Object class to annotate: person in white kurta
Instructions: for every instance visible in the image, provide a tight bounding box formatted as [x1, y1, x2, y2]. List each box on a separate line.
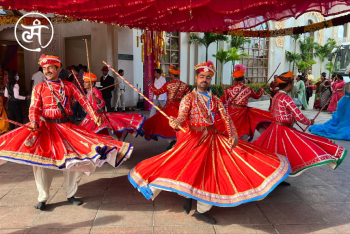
[149, 69, 167, 117]
[114, 69, 125, 112]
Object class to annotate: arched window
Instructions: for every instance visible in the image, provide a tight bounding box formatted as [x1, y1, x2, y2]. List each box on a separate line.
[241, 23, 269, 83]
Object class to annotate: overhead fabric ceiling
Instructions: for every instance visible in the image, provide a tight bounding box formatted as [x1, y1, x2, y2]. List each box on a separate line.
[1, 0, 350, 31]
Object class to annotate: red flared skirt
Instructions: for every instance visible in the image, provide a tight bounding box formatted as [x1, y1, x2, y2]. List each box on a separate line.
[141, 101, 179, 141]
[253, 123, 347, 176]
[129, 128, 290, 206]
[216, 106, 273, 141]
[0, 121, 133, 173]
[80, 112, 145, 140]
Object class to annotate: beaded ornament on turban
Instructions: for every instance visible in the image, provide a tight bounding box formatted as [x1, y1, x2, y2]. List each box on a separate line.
[277, 71, 294, 84]
[232, 64, 246, 79]
[169, 64, 180, 75]
[194, 61, 216, 77]
[38, 54, 61, 68]
[83, 72, 98, 82]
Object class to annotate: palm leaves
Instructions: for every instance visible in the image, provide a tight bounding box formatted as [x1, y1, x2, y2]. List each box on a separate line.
[325, 61, 334, 78]
[296, 58, 317, 73]
[213, 48, 248, 85]
[315, 38, 337, 74]
[286, 51, 301, 71]
[229, 36, 251, 50]
[188, 33, 228, 61]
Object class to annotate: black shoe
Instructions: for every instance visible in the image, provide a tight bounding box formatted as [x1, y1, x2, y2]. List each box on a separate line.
[122, 110, 126, 112]
[279, 181, 290, 186]
[166, 140, 177, 150]
[67, 196, 83, 206]
[183, 198, 192, 214]
[34, 202, 46, 210]
[193, 210, 216, 224]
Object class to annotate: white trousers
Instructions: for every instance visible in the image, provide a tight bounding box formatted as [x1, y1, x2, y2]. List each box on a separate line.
[114, 89, 125, 111]
[150, 187, 212, 213]
[33, 166, 84, 202]
[150, 99, 166, 117]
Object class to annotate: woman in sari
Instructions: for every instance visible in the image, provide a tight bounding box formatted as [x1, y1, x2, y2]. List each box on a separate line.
[305, 75, 314, 105]
[313, 73, 326, 109]
[314, 72, 329, 110]
[328, 74, 345, 113]
[318, 81, 332, 111]
[292, 75, 308, 110]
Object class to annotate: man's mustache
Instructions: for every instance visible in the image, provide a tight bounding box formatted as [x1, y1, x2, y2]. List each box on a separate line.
[200, 81, 208, 84]
[45, 72, 53, 76]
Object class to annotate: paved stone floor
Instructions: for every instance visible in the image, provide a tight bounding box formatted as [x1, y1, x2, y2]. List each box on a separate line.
[0, 99, 349, 234]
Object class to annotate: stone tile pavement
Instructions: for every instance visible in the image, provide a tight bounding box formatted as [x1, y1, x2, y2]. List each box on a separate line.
[0, 99, 349, 234]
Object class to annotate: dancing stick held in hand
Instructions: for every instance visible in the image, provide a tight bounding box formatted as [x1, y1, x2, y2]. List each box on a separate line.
[103, 61, 186, 133]
[265, 62, 281, 84]
[252, 80, 273, 99]
[0, 117, 38, 132]
[302, 94, 333, 132]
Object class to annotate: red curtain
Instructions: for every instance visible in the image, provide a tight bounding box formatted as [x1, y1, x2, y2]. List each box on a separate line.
[1, 0, 350, 31]
[1, 45, 18, 71]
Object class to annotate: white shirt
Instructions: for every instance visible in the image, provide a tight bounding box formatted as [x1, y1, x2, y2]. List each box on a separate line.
[153, 76, 167, 100]
[5, 84, 26, 100]
[31, 71, 46, 88]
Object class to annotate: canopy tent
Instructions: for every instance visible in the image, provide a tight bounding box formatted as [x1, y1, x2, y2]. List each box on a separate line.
[1, 0, 350, 31]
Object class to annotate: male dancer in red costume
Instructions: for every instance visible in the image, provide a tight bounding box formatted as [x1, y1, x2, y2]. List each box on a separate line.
[129, 61, 290, 224]
[220, 64, 273, 141]
[254, 72, 347, 177]
[141, 65, 190, 149]
[79, 72, 145, 140]
[0, 55, 132, 210]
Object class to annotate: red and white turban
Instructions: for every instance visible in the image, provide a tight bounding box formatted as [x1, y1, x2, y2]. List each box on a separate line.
[38, 54, 61, 68]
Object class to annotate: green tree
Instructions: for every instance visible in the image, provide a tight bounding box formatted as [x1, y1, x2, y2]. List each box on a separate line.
[299, 36, 318, 62]
[290, 34, 301, 71]
[188, 33, 227, 61]
[325, 61, 334, 78]
[213, 48, 248, 85]
[315, 38, 337, 75]
[229, 35, 251, 50]
[286, 51, 301, 71]
[229, 35, 251, 74]
[296, 58, 317, 73]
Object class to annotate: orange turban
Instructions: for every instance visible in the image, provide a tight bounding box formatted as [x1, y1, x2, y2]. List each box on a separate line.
[169, 64, 180, 75]
[277, 71, 294, 83]
[194, 61, 216, 77]
[232, 64, 246, 78]
[38, 54, 61, 68]
[83, 72, 97, 82]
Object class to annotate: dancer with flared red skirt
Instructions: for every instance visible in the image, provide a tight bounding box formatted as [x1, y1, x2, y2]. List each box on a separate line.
[141, 65, 190, 149]
[79, 72, 145, 141]
[129, 61, 290, 224]
[0, 55, 133, 210]
[218, 64, 273, 141]
[254, 71, 347, 178]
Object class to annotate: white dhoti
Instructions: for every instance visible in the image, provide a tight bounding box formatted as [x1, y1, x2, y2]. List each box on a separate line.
[33, 166, 84, 202]
[114, 89, 125, 111]
[150, 187, 212, 213]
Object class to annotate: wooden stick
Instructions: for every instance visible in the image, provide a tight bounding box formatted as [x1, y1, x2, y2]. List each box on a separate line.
[252, 80, 273, 99]
[266, 62, 281, 84]
[100, 82, 119, 91]
[85, 39, 94, 107]
[302, 94, 333, 132]
[103, 61, 186, 133]
[0, 117, 37, 131]
[71, 70, 100, 126]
